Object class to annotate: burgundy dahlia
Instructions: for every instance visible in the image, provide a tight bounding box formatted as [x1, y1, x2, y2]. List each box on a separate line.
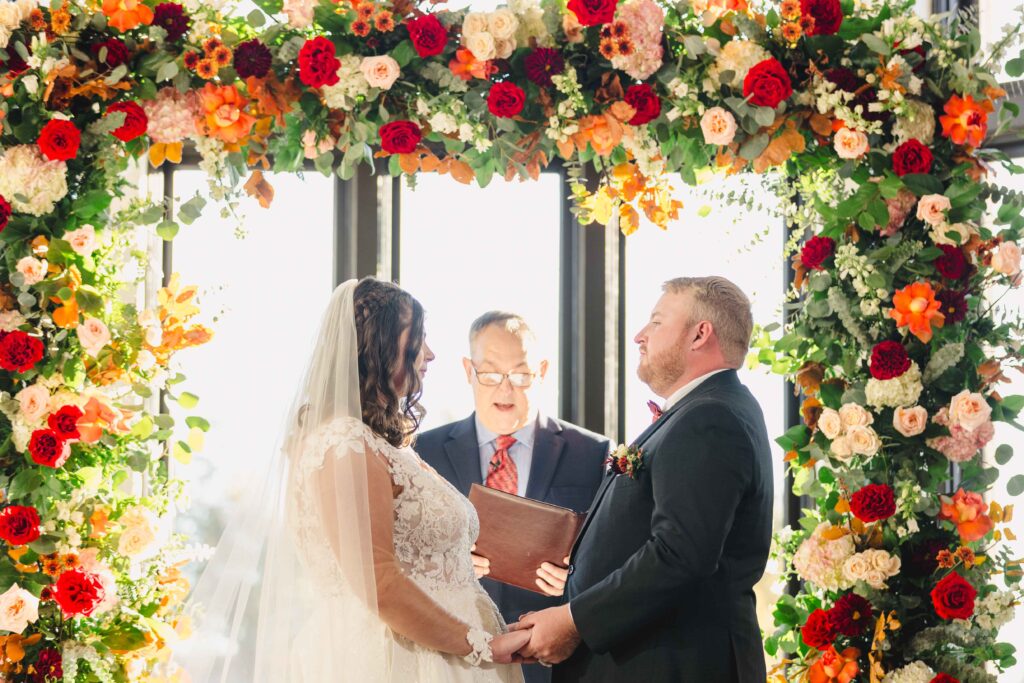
[524, 47, 564, 88]
[828, 593, 873, 637]
[935, 244, 968, 280]
[33, 649, 62, 683]
[153, 3, 192, 42]
[869, 340, 911, 380]
[234, 39, 272, 79]
[92, 37, 130, 68]
[936, 288, 968, 324]
[0, 194, 10, 232]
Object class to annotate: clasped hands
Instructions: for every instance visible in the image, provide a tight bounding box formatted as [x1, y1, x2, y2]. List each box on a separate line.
[472, 548, 581, 667]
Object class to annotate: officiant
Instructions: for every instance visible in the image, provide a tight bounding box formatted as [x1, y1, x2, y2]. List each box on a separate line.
[415, 311, 609, 683]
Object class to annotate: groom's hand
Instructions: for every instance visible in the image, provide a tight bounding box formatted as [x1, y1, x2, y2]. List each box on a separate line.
[509, 604, 580, 665]
[470, 544, 490, 578]
[535, 556, 571, 597]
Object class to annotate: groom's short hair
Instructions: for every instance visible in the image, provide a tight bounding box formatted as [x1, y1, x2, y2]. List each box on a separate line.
[663, 276, 753, 367]
[468, 311, 537, 355]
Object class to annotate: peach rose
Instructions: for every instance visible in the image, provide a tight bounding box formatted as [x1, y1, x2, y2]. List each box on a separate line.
[930, 222, 974, 246]
[64, 224, 97, 256]
[562, 12, 584, 43]
[830, 435, 853, 461]
[842, 554, 870, 583]
[992, 241, 1022, 277]
[462, 11, 490, 37]
[818, 407, 842, 440]
[833, 127, 869, 159]
[360, 55, 401, 90]
[0, 584, 39, 634]
[16, 256, 47, 285]
[839, 403, 873, 429]
[465, 31, 497, 61]
[77, 317, 111, 357]
[846, 426, 881, 457]
[282, 0, 313, 28]
[700, 107, 738, 146]
[487, 9, 519, 40]
[893, 405, 927, 437]
[15, 383, 50, 424]
[915, 194, 951, 227]
[0, 310, 26, 332]
[948, 389, 992, 432]
[494, 38, 515, 60]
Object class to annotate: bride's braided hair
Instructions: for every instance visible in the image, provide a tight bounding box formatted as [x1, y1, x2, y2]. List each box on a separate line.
[353, 278, 425, 448]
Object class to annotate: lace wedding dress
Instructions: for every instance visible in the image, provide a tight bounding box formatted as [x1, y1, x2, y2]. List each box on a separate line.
[289, 415, 524, 683]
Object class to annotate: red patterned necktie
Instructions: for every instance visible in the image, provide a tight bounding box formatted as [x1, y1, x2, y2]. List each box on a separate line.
[485, 435, 518, 494]
[647, 400, 663, 424]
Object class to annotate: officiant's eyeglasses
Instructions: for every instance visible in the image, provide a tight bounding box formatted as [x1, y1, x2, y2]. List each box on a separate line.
[472, 366, 536, 388]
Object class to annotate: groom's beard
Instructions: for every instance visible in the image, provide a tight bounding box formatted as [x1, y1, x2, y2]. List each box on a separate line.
[637, 338, 688, 397]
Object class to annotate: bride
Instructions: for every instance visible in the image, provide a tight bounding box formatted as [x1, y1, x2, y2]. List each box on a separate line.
[181, 278, 528, 682]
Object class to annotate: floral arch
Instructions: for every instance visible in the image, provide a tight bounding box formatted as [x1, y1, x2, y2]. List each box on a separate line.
[0, 0, 1023, 680]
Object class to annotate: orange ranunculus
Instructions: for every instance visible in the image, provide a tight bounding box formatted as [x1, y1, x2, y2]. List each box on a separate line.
[102, 0, 154, 32]
[890, 281, 945, 344]
[449, 48, 493, 81]
[807, 646, 860, 683]
[77, 396, 131, 444]
[576, 113, 624, 157]
[195, 83, 256, 146]
[939, 488, 994, 542]
[939, 94, 994, 149]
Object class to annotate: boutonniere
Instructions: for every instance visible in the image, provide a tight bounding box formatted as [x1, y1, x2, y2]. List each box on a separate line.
[605, 444, 644, 479]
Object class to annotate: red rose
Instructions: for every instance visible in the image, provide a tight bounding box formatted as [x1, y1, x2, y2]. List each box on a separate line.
[488, 81, 526, 118]
[935, 244, 968, 280]
[931, 571, 977, 620]
[892, 138, 933, 176]
[406, 14, 447, 58]
[624, 84, 661, 126]
[37, 119, 81, 162]
[52, 569, 105, 617]
[869, 340, 911, 380]
[0, 505, 41, 545]
[379, 120, 422, 155]
[92, 37, 130, 68]
[800, 0, 843, 36]
[800, 235, 835, 270]
[0, 331, 45, 373]
[107, 101, 148, 142]
[48, 405, 84, 441]
[849, 483, 896, 522]
[29, 429, 71, 469]
[0, 194, 10, 232]
[931, 675, 959, 683]
[801, 609, 836, 650]
[828, 593, 873, 637]
[566, 0, 618, 26]
[743, 58, 792, 109]
[298, 36, 341, 88]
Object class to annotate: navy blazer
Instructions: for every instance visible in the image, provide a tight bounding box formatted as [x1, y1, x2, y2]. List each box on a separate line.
[415, 414, 609, 683]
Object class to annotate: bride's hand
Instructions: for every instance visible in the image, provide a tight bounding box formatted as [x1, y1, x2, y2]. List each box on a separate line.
[489, 629, 532, 664]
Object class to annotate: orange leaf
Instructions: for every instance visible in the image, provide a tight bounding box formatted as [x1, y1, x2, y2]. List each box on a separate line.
[420, 152, 442, 173]
[753, 125, 806, 173]
[809, 113, 833, 137]
[618, 204, 640, 236]
[398, 152, 421, 175]
[835, 498, 851, 514]
[448, 159, 475, 185]
[51, 296, 80, 329]
[243, 170, 274, 209]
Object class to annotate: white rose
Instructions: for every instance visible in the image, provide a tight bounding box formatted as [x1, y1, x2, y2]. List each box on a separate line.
[700, 107, 738, 146]
[864, 569, 888, 589]
[15, 384, 49, 424]
[462, 11, 490, 37]
[64, 224, 98, 257]
[992, 241, 1022, 277]
[76, 317, 111, 357]
[359, 55, 401, 90]
[465, 31, 496, 61]
[839, 403, 873, 428]
[487, 9, 519, 40]
[893, 405, 927, 437]
[830, 435, 854, 461]
[846, 425, 881, 457]
[0, 584, 39, 634]
[843, 553, 870, 582]
[948, 389, 992, 432]
[16, 257, 47, 286]
[818, 408, 843, 440]
[916, 194, 951, 227]
[834, 127, 869, 159]
[136, 349, 157, 372]
[117, 507, 159, 558]
[930, 222, 974, 246]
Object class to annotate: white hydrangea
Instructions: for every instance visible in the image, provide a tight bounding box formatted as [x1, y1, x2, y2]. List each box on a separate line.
[860, 298, 881, 316]
[793, 523, 856, 592]
[866, 362, 923, 409]
[0, 145, 69, 216]
[882, 661, 936, 683]
[892, 98, 936, 145]
[321, 56, 370, 110]
[706, 39, 770, 90]
[975, 590, 1016, 631]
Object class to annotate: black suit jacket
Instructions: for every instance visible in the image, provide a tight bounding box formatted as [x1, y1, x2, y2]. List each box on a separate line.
[557, 370, 773, 683]
[415, 413, 609, 683]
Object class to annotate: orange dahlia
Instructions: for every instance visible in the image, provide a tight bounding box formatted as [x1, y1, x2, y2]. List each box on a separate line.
[808, 646, 860, 683]
[939, 94, 993, 148]
[102, 0, 154, 32]
[890, 281, 945, 343]
[195, 83, 256, 146]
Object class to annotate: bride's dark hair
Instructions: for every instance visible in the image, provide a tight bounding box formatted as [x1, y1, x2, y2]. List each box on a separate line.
[353, 277, 425, 447]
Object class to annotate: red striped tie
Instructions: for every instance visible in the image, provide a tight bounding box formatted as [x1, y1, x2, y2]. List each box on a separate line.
[485, 435, 518, 494]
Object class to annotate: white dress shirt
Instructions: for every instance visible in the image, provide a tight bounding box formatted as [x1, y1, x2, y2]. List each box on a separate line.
[659, 368, 730, 412]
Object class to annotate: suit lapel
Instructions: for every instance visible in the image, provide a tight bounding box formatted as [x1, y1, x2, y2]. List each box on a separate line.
[525, 415, 565, 502]
[443, 415, 483, 496]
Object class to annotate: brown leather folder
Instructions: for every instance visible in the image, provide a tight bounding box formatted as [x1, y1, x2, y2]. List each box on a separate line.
[468, 483, 587, 594]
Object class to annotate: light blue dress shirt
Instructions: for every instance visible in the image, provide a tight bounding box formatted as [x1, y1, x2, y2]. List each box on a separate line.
[475, 414, 536, 498]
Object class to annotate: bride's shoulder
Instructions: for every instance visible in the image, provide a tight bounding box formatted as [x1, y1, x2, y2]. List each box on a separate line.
[313, 416, 394, 454]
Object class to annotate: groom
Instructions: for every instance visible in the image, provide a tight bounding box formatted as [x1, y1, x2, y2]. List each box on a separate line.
[513, 276, 774, 682]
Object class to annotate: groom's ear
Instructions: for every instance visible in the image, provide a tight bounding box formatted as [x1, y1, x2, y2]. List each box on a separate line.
[690, 321, 714, 350]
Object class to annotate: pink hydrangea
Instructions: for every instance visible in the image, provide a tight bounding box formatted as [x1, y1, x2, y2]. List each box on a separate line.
[927, 407, 994, 463]
[142, 87, 197, 144]
[793, 522, 856, 591]
[611, 0, 664, 80]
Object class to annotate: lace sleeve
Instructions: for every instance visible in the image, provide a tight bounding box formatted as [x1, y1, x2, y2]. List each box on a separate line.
[310, 417, 489, 661]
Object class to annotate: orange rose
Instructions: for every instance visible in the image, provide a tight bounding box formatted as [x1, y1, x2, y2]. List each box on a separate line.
[890, 281, 945, 344]
[102, 0, 154, 32]
[77, 396, 131, 444]
[939, 488, 993, 542]
[939, 94, 993, 149]
[576, 113, 624, 157]
[195, 83, 256, 147]
[807, 646, 860, 683]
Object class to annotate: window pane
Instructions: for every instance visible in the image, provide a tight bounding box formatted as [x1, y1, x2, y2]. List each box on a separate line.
[399, 173, 562, 430]
[978, 0, 1020, 81]
[169, 170, 335, 553]
[623, 175, 786, 634]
